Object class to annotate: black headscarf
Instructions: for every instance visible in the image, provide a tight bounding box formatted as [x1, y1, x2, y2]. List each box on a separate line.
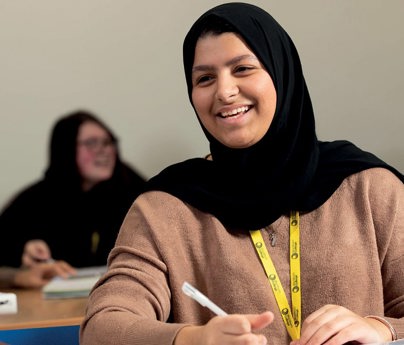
[146, 2, 403, 231]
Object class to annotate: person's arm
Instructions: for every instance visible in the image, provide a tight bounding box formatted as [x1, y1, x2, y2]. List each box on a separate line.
[81, 192, 276, 345]
[13, 261, 76, 288]
[0, 262, 76, 289]
[296, 169, 404, 345]
[81, 194, 186, 345]
[375, 169, 404, 339]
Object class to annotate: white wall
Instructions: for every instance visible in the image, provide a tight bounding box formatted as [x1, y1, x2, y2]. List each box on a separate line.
[0, 0, 403, 209]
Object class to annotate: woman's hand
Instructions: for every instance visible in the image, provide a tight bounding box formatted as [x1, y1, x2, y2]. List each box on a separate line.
[174, 311, 274, 345]
[22, 239, 52, 267]
[291, 304, 393, 345]
[13, 261, 77, 288]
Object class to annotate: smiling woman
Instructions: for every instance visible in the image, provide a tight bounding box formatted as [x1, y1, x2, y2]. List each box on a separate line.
[79, 3, 403, 345]
[0, 110, 146, 268]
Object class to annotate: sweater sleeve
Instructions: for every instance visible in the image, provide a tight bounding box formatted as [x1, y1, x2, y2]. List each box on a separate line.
[368, 169, 404, 338]
[80, 192, 188, 345]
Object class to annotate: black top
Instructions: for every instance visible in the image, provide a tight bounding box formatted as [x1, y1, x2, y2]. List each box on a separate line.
[0, 111, 146, 267]
[145, 3, 403, 231]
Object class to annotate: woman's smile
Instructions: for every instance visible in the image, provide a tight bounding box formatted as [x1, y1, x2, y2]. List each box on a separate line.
[218, 105, 252, 118]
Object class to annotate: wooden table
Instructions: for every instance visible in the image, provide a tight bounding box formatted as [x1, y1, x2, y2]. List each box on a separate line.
[0, 288, 87, 330]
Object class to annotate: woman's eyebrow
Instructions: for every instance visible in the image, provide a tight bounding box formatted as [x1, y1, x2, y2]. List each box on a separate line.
[192, 54, 258, 73]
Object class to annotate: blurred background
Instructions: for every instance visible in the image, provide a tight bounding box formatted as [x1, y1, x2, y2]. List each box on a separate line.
[0, 0, 403, 208]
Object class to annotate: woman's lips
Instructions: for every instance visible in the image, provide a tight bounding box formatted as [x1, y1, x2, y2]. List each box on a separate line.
[219, 105, 251, 118]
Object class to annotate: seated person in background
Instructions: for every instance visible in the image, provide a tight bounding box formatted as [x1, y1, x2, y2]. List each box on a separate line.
[0, 110, 146, 268]
[80, 3, 404, 345]
[0, 261, 75, 289]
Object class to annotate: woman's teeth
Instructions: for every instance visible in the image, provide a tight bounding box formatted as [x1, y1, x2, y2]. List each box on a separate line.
[220, 106, 250, 118]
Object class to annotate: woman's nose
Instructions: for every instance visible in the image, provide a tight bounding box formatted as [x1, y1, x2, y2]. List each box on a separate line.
[216, 75, 238, 102]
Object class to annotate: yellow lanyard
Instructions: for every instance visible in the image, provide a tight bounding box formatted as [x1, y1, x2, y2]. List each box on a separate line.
[249, 211, 301, 340]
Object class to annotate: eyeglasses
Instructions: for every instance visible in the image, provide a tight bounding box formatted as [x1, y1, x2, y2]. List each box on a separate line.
[77, 137, 116, 151]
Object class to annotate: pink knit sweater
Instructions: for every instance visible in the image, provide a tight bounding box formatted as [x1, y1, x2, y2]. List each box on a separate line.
[80, 168, 404, 345]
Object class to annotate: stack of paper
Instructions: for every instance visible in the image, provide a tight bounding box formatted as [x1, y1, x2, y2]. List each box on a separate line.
[42, 266, 106, 299]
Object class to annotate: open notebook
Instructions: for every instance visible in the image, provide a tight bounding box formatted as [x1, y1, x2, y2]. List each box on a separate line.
[42, 266, 106, 299]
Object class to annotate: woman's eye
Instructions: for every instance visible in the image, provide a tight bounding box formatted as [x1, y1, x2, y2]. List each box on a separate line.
[196, 75, 214, 85]
[234, 65, 253, 73]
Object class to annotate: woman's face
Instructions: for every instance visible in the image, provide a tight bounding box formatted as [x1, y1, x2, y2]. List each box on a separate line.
[76, 121, 116, 191]
[191, 32, 277, 149]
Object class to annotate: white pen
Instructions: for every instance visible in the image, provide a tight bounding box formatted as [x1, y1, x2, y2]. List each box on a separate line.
[182, 281, 227, 316]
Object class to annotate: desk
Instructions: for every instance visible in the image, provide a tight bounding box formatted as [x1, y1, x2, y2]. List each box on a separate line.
[0, 288, 87, 330]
